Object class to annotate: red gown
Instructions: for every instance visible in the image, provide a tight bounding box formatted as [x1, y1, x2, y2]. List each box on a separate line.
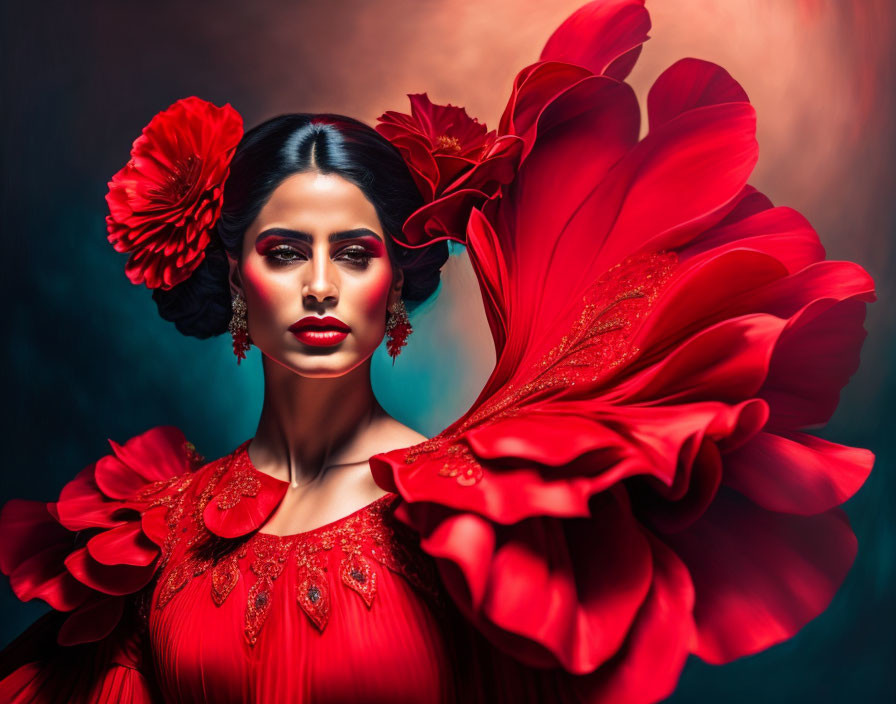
[0, 434, 574, 703]
[0, 1, 877, 702]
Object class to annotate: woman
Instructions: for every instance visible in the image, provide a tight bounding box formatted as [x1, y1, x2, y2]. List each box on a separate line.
[0, 1, 876, 702]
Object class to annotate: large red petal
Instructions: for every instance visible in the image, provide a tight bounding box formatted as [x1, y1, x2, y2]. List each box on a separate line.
[97, 425, 194, 499]
[64, 547, 157, 596]
[571, 533, 695, 704]
[0, 501, 68, 576]
[565, 102, 757, 282]
[664, 488, 858, 664]
[8, 544, 92, 611]
[498, 61, 593, 156]
[57, 596, 125, 646]
[405, 487, 654, 674]
[724, 430, 874, 515]
[679, 205, 826, 273]
[86, 521, 159, 567]
[540, 0, 650, 81]
[648, 58, 749, 131]
[466, 209, 510, 356]
[760, 297, 872, 430]
[56, 465, 126, 531]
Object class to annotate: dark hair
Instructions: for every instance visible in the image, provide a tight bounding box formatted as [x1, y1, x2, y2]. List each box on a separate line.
[152, 114, 448, 339]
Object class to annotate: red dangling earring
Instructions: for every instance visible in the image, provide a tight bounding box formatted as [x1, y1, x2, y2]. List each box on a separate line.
[228, 293, 251, 364]
[385, 299, 412, 362]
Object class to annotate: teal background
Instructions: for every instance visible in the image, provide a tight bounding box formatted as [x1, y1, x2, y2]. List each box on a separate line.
[1, 1, 893, 701]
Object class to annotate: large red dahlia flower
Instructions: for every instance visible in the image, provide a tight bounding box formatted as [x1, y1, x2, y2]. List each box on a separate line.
[105, 97, 243, 290]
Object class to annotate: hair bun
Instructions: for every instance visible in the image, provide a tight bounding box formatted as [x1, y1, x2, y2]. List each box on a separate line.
[151, 244, 232, 339]
[397, 241, 450, 304]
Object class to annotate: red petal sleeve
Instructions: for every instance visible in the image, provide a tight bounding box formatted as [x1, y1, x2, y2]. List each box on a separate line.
[0, 426, 202, 648]
[371, 21, 875, 704]
[0, 607, 159, 703]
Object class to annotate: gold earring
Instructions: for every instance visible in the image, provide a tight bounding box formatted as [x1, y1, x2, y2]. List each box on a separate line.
[229, 293, 251, 364]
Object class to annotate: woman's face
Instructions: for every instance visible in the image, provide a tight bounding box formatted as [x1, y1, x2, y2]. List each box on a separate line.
[230, 171, 403, 378]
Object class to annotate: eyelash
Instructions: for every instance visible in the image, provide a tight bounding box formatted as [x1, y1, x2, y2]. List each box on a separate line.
[267, 246, 373, 267]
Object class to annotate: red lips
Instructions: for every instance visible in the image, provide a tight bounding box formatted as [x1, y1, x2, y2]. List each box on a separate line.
[289, 316, 350, 347]
[289, 316, 350, 332]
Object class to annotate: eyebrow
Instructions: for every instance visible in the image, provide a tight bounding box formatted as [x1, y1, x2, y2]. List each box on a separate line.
[255, 227, 383, 244]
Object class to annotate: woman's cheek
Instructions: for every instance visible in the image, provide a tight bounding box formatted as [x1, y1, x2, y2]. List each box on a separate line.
[242, 258, 282, 310]
[354, 267, 394, 320]
[241, 260, 297, 351]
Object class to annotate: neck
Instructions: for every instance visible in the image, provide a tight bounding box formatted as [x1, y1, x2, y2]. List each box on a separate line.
[250, 355, 386, 488]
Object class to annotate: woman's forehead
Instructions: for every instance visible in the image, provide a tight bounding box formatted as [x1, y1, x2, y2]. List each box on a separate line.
[252, 171, 382, 235]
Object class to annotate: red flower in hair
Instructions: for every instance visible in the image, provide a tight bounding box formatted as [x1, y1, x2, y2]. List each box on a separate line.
[105, 97, 243, 290]
[376, 93, 521, 248]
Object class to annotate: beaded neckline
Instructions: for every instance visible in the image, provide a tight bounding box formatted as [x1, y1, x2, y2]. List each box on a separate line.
[152, 448, 438, 643]
[236, 439, 399, 541]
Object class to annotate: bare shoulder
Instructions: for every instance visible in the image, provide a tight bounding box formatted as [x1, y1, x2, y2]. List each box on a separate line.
[376, 417, 428, 451]
[356, 417, 428, 501]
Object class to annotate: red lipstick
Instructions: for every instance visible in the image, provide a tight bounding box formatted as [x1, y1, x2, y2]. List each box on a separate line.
[289, 316, 350, 347]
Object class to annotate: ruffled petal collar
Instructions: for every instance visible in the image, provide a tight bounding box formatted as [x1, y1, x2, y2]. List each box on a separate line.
[202, 440, 289, 539]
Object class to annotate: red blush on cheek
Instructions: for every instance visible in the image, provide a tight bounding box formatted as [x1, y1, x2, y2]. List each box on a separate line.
[241, 259, 282, 307]
[358, 271, 394, 315]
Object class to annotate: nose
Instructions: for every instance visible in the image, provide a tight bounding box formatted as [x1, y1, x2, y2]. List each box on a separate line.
[302, 253, 339, 306]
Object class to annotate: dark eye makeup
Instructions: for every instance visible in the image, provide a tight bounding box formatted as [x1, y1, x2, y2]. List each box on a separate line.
[261, 241, 378, 268]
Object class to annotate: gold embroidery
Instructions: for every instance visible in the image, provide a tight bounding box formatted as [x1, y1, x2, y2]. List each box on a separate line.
[215, 453, 262, 510]
[340, 552, 377, 607]
[153, 456, 230, 608]
[245, 535, 292, 645]
[403, 250, 678, 485]
[211, 549, 243, 606]
[152, 481, 443, 645]
[296, 561, 330, 631]
[436, 444, 482, 486]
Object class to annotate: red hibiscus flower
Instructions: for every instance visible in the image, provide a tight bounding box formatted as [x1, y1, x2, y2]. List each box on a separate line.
[376, 93, 522, 247]
[105, 97, 243, 290]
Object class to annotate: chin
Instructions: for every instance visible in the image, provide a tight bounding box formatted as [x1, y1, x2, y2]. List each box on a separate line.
[270, 348, 374, 379]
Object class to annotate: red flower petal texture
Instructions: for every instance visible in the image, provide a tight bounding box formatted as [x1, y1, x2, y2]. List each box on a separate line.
[105, 97, 244, 290]
[370, 2, 876, 702]
[0, 426, 203, 646]
[376, 93, 523, 247]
